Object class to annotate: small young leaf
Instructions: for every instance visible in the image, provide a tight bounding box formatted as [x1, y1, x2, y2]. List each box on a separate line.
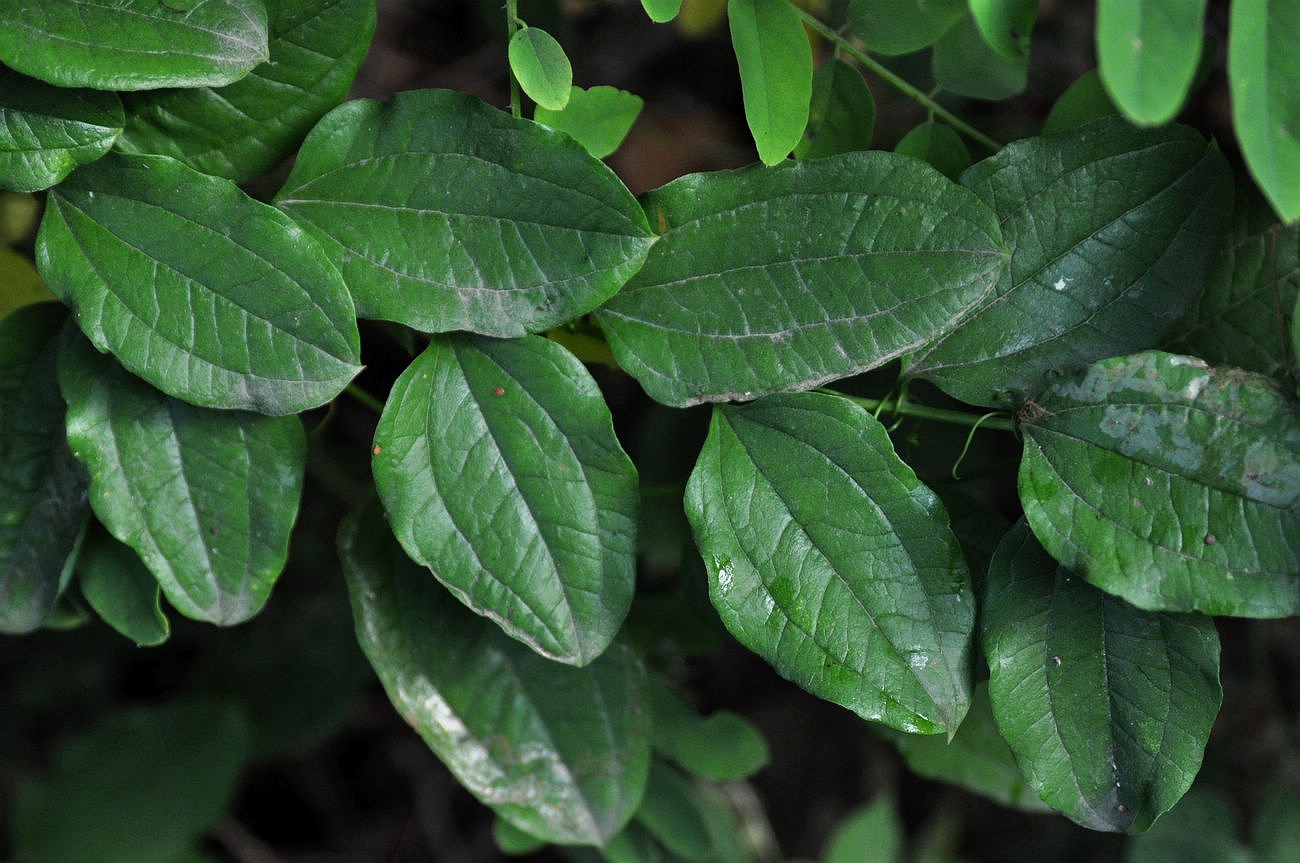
[650, 684, 770, 780]
[0, 0, 270, 91]
[372, 334, 639, 666]
[969, 0, 1038, 59]
[894, 120, 970, 180]
[58, 334, 307, 626]
[728, 0, 813, 165]
[1043, 70, 1118, 135]
[595, 152, 1007, 407]
[932, 10, 1027, 100]
[843, 0, 965, 56]
[984, 520, 1221, 833]
[641, 0, 684, 23]
[0, 66, 122, 193]
[685, 392, 975, 735]
[76, 525, 170, 647]
[794, 57, 875, 160]
[909, 117, 1232, 408]
[535, 85, 644, 159]
[1229, 0, 1300, 222]
[274, 89, 656, 337]
[1019, 351, 1300, 618]
[1097, 0, 1206, 125]
[38, 152, 361, 416]
[509, 26, 573, 112]
[339, 498, 650, 846]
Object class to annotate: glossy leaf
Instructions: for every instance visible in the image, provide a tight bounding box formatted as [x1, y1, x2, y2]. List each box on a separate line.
[728, 0, 813, 165]
[509, 27, 572, 112]
[909, 117, 1232, 407]
[641, 0, 684, 23]
[894, 120, 970, 181]
[0, 66, 122, 193]
[932, 10, 1027, 100]
[983, 520, 1221, 833]
[76, 525, 170, 647]
[596, 152, 1007, 407]
[684, 392, 975, 735]
[969, 0, 1038, 59]
[794, 57, 875, 160]
[1229, 0, 1300, 222]
[1043, 70, 1118, 135]
[535, 86, 644, 159]
[1165, 185, 1300, 378]
[1019, 350, 1300, 618]
[116, 0, 376, 183]
[275, 89, 656, 337]
[0, 303, 87, 634]
[340, 499, 650, 846]
[844, 0, 965, 56]
[372, 334, 639, 665]
[38, 152, 361, 415]
[58, 334, 307, 626]
[0, 0, 269, 91]
[1123, 788, 1252, 862]
[1097, 0, 1206, 125]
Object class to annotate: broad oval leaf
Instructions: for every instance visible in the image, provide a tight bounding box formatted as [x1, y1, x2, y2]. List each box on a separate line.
[1097, 0, 1206, 125]
[0, 0, 270, 91]
[0, 303, 88, 634]
[983, 520, 1221, 832]
[1019, 351, 1300, 618]
[535, 85, 644, 160]
[38, 152, 361, 416]
[595, 152, 1007, 407]
[509, 27, 573, 112]
[76, 525, 170, 647]
[844, 0, 965, 56]
[969, 0, 1038, 59]
[1229, 0, 1300, 222]
[909, 117, 1232, 408]
[1043, 69, 1118, 135]
[58, 332, 307, 626]
[728, 0, 813, 166]
[794, 57, 875, 161]
[932, 10, 1028, 100]
[0, 66, 123, 193]
[274, 89, 656, 337]
[115, 0, 376, 183]
[372, 333, 639, 666]
[894, 120, 970, 181]
[339, 499, 650, 845]
[684, 392, 975, 735]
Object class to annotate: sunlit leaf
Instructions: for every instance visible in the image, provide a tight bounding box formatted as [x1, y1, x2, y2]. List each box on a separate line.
[1097, 0, 1206, 125]
[728, 0, 813, 165]
[509, 26, 572, 112]
[535, 86, 643, 159]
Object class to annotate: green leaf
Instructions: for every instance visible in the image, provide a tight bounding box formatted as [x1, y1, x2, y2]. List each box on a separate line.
[824, 795, 903, 863]
[115, 0, 376, 183]
[0, 66, 122, 193]
[794, 57, 875, 160]
[76, 525, 170, 647]
[11, 699, 250, 863]
[728, 0, 813, 165]
[509, 27, 573, 112]
[58, 333, 307, 626]
[1097, 0, 1206, 125]
[650, 683, 770, 780]
[493, 817, 550, 856]
[932, 10, 1027, 100]
[844, 0, 965, 56]
[595, 152, 1007, 407]
[969, 0, 1038, 59]
[1165, 185, 1300, 377]
[983, 520, 1221, 833]
[339, 498, 650, 846]
[1019, 350, 1300, 618]
[274, 89, 656, 337]
[894, 120, 970, 181]
[1123, 787, 1252, 862]
[535, 85, 644, 159]
[684, 392, 975, 735]
[641, 0, 684, 23]
[37, 152, 361, 416]
[1043, 70, 1118, 135]
[0, 303, 88, 634]
[372, 333, 639, 665]
[0, 0, 270, 91]
[636, 760, 714, 861]
[909, 117, 1232, 408]
[1229, 0, 1300, 222]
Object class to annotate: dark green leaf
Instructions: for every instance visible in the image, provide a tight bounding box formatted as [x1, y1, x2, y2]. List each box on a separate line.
[983, 520, 1221, 833]
[11, 699, 250, 863]
[372, 334, 639, 665]
[1229, 0, 1300, 222]
[535, 85, 644, 159]
[1042, 70, 1118, 135]
[0, 303, 88, 634]
[38, 152, 361, 415]
[909, 117, 1232, 407]
[844, 0, 965, 56]
[509, 27, 573, 112]
[1097, 0, 1206, 125]
[275, 89, 656, 337]
[932, 11, 1027, 100]
[794, 58, 875, 160]
[0, 66, 122, 193]
[116, 0, 376, 183]
[684, 392, 975, 735]
[894, 121, 970, 181]
[968, 0, 1037, 59]
[0, 0, 269, 91]
[1165, 185, 1300, 377]
[1254, 785, 1300, 863]
[650, 683, 770, 780]
[58, 333, 306, 626]
[636, 761, 714, 861]
[824, 795, 903, 863]
[596, 152, 1007, 407]
[339, 498, 650, 846]
[1122, 788, 1251, 862]
[76, 525, 170, 647]
[728, 0, 813, 165]
[1019, 350, 1300, 618]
